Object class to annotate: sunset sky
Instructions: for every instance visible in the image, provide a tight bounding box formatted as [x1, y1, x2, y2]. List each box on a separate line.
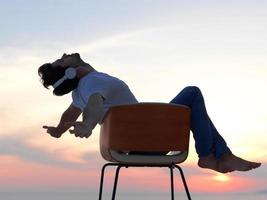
[0, 0, 267, 199]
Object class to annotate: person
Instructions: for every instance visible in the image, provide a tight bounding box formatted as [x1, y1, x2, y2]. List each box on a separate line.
[38, 53, 261, 173]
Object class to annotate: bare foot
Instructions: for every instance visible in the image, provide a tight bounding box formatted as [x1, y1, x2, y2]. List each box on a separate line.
[217, 153, 261, 172]
[198, 153, 261, 174]
[198, 154, 228, 173]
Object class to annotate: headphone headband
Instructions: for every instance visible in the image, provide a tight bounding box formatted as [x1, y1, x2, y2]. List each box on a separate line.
[52, 67, 76, 89]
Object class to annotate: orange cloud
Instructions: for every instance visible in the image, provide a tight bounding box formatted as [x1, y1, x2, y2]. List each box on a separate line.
[0, 155, 101, 189]
[23, 126, 101, 164]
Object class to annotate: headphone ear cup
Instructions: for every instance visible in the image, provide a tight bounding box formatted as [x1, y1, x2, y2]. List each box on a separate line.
[65, 67, 76, 79]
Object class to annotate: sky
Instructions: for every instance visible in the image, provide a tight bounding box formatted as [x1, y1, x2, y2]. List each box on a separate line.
[0, 0, 267, 199]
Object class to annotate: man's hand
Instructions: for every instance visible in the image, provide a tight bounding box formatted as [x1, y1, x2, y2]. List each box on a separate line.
[66, 121, 92, 138]
[43, 126, 62, 138]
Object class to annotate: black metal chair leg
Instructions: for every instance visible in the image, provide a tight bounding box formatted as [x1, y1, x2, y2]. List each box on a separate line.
[98, 163, 191, 200]
[174, 165, 192, 200]
[99, 163, 120, 200]
[111, 165, 123, 200]
[169, 165, 175, 200]
[99, 163, 113, 200]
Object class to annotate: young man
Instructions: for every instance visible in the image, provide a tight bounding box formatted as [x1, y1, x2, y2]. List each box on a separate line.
[38, 53, 261, 173]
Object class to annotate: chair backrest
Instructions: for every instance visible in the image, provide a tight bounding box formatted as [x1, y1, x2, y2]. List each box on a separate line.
[100, 103, 191, 163]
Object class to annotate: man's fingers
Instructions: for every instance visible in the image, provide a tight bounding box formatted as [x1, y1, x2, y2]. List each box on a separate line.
[69, 129, 75, 134]
[67, 123, 90, 138]
[75, 132, 82, 137]
[79, 133, 87, 138]
[66, 122, 77, 134]
[43, 126, 51, 134]
[69, 129, 87, 138]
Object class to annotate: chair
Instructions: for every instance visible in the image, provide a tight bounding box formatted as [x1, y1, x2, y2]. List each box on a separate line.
[98, 103, 192, 200]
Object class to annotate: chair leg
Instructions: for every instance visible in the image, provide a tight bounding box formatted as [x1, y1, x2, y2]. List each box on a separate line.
[111, 165, 123, 200]
[99, 163, 120, 200]
[174, 165, 192, 200]
[169, 165, 175, 200]
[99, 163, 112, 200]
[99, 163, 192, 200]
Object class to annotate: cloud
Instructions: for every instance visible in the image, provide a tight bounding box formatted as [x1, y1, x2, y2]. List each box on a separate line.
[0, 135, 103, 170]
[0, 136, 74, 168]
[0, 26, 160, 70]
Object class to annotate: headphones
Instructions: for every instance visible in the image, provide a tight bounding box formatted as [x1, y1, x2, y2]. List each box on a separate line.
[52, 67, 77, 89]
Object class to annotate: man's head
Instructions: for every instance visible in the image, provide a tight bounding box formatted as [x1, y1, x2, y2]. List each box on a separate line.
[52, 53, 83, 68]
[38, 53, 94, 96]
[38, 62, 79, 96]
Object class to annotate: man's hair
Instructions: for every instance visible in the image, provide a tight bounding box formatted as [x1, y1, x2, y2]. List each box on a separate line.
[38, 63, 79, 96]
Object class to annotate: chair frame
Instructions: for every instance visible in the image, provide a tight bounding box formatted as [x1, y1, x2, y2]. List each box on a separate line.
[98, 103, 192, 199]
[98, 162, 192, 200]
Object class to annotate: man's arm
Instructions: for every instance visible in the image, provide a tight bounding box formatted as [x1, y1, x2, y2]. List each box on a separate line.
[83, 93, 104, 129]
[43, 104, 82, 138]
[68, 93, 104, 138]
[57, 104, 82, 133]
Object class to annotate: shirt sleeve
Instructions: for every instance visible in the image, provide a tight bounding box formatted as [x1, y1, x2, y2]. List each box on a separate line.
[82, 78, 107, 99]
[77, 77, 108, 110]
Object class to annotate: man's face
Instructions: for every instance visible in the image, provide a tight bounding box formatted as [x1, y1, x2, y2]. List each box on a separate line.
[52, 53, 80, 68]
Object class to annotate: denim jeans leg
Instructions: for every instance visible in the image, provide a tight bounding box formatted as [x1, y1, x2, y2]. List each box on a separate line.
[208, 118, 231, 159]
[170, 86, 231, 158]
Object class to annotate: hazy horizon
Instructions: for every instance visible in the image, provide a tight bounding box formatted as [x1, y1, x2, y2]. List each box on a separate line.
[1, 189, 267, 200]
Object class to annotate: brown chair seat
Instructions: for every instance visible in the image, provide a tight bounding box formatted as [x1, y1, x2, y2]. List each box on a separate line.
[100, 103, 191, 165]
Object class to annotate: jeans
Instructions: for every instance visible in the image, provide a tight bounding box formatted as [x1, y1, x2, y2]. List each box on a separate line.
[170, 86, 231, 159]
